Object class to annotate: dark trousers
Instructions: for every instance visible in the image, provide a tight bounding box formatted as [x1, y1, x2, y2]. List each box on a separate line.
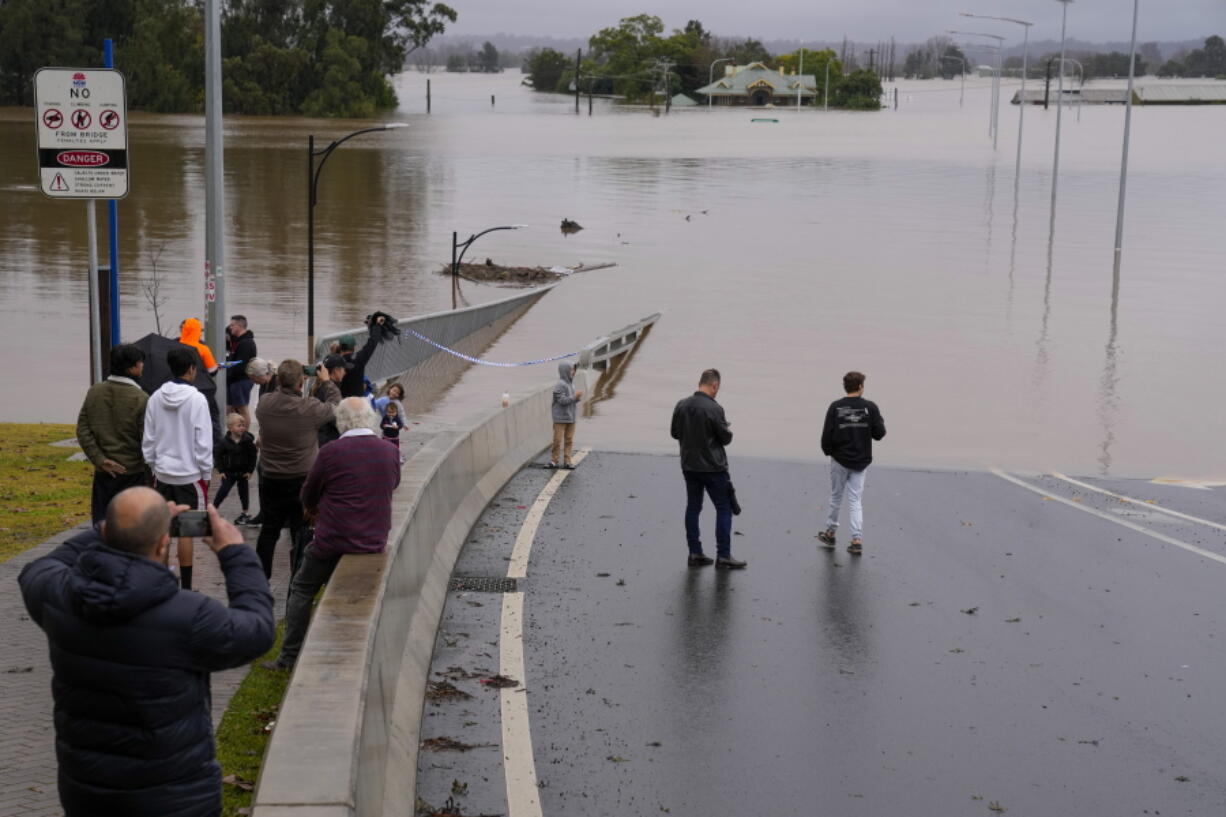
[683, 469, 732, 558]
[90, 469, 150, 524]
[212, 472, 250, 511]
[256, 475, 305, 579]
[277, 548, 341, 667]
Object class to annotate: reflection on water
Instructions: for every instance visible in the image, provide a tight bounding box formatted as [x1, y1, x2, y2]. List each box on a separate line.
[1097, 266, 1122, 475]
[2, 73, 1226, 477]
[818, 552, 871, 673]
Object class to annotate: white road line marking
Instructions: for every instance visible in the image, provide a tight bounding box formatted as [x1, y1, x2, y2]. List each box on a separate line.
[499, 447, 590, 817]
[500, 592, 542, 817]
[991, 469, 1226, 566]
[506, 448, 590, 579]
[1051, 472, 1226, 534]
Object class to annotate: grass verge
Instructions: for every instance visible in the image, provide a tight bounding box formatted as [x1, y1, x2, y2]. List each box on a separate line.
[0, 423, 91, 563]
[216, 620, 290, 817]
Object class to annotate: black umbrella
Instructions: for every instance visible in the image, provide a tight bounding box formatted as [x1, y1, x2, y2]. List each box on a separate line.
[133, 333, 222, 444]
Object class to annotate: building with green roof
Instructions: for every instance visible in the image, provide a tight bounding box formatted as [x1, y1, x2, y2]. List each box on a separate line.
[695, 62, 819, 106]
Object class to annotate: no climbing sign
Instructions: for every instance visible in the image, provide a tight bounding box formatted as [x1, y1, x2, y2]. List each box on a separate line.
[34, 68, 129, 199]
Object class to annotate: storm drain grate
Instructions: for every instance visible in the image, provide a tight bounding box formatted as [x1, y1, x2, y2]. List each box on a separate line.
[449, 576, 518, 593]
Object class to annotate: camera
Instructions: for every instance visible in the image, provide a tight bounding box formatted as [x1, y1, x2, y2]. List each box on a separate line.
[170, 510, 212, 538]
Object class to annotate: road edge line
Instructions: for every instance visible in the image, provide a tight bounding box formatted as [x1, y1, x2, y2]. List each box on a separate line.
[506, 447, 590, 579]
[990, 468, 1226, 566]
[1051, 472, 1226, 534]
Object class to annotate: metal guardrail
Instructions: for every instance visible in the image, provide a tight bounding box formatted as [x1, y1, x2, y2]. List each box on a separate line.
[313, 285, 556, 384]
[577, 312, 661, 370]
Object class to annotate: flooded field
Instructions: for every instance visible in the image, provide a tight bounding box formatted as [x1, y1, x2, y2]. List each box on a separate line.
[1, 72, 1224, 477]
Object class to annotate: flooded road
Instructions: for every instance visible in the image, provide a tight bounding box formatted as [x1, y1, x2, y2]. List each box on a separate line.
[2, 72, 1224, 477]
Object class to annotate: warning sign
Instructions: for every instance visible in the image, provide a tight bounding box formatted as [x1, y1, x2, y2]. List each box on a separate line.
[34, 68, 128, 199]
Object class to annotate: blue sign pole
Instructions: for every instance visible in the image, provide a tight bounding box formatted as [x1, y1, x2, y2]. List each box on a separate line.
[104, 38, 120, 345]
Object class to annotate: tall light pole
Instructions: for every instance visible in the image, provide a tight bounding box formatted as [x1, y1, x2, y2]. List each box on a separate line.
[939, 55, 967, 106]
[824, 60, 830, 111]
[1056, 58, 1085, 122]
[949, 30, 1006, 147]
[797, 48, 804, 111]
[960, 12, 1033, 181]
[204, 0, 226, 405]
[1050, 0, 1074, 223]
[1114, 0, 1139, 268]
[708, 57, 734, 109]
[307, 123, 407, 361]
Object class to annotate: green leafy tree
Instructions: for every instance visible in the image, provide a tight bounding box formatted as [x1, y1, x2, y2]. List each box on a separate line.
[120, 0, 204, 112]
[223, 38, 314, 114]
[524, 47, 571, 93]
[476, 41, 500, 73]
[834, 68, 882, 110]
[588, 14, 666, 99]
[1182, 35, 1226, 76]
[776, 48, 842, 105]
[301, 28, 392, 118]
[1157, 58, 1185, 77]
[0, 0, 94, 106]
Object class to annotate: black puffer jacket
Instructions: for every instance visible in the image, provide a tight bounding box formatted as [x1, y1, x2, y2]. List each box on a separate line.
[18, 529, 274, 817]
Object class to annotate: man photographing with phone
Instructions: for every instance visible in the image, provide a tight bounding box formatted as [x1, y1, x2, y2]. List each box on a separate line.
[19, 488, 274, 817]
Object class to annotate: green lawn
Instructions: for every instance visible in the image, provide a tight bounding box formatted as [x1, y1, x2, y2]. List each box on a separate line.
[216, 621, 290, 817]
[0, 423, 91, 562]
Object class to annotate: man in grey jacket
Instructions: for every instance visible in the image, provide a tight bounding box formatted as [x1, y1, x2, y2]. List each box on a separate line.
[549, 362, 584, 469]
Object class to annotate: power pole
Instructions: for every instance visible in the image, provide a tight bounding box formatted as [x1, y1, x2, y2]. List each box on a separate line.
[575, 49, 581, 114]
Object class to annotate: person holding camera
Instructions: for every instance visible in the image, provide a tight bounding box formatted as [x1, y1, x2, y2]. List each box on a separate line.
[337, 314, 387, 398]
[18, 488, 274, 817]
[143, 347, 214, 590]
[253, 359, 340, 578]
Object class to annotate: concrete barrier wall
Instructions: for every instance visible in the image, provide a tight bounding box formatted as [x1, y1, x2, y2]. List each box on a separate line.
[251, 382, 554, 817]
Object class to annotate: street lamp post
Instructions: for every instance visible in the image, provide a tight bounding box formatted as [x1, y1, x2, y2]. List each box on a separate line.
[708, 58, 734, 109]
[1051, 0, 1074, 223]
[307, 123, 407, 361]
[939, 55, 967, 106]
[949, 30, 1006, 147]
[824, 60, 830, 111]
[960, 12, 1033, 182]
[450, 225, 528, 308]
[1114, 0, 1140, 267]
[1056, 58, 1085, 121]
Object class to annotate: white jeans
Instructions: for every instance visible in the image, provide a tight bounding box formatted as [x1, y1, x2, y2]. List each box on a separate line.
[824, 461, 867, 540]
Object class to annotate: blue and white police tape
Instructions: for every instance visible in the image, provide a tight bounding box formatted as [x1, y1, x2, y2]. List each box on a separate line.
[403, 327, 577, 368]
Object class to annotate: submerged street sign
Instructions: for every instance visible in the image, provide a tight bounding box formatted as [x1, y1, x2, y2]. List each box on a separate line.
[34, 68, 128, 199]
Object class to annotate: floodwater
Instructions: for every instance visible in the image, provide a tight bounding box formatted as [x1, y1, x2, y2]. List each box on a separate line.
[1, 72, 1224, 478]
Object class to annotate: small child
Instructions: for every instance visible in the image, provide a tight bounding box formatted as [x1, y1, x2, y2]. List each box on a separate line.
[214, 413, 258, 524]
[381, 401, 406, 460]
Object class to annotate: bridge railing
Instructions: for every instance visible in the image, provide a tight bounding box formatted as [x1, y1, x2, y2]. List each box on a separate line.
[577, 311, 661, 370]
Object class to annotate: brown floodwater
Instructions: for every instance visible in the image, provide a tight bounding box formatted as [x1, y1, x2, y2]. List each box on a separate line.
[2, 72, 1224, 478]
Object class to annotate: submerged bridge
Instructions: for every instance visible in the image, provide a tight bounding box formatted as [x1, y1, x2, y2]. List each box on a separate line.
[251, 317, 1226, 817]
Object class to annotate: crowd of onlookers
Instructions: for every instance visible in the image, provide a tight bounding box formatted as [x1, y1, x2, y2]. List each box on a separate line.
[19, 313, 405, 817]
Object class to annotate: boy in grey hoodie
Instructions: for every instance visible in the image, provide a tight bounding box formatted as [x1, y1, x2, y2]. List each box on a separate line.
[549, 362, 584, 469]
[142, 347, 213, 588]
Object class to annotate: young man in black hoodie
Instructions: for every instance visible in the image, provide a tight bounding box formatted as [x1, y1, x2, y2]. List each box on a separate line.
[817, 371, 886, 555]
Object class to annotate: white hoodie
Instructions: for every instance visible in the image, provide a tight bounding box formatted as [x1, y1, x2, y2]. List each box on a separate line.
[142, 380, 213, 485]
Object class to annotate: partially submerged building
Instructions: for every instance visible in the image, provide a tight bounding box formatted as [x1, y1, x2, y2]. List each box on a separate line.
[1012, 80, 1226, 105]
[695, 62, 819, 106]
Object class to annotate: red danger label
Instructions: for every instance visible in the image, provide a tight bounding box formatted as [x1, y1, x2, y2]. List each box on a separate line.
[56, 151, 110, 167]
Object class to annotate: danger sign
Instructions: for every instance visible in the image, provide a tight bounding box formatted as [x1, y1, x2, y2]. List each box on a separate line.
[34, 68, 128, 199]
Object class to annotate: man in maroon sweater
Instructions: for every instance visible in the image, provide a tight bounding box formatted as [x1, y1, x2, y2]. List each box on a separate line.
[268, 397, 401, 670]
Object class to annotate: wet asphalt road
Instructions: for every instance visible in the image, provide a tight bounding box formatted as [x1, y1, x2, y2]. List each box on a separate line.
[417, 453, 1226, 817]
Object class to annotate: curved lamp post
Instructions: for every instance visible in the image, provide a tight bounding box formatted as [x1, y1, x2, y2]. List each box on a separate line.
[960, 12, 1033, 181]
[708, 58, 734, 109]
[451, 225, 528, 309]
[949, 30, 1006, 148]
[307, 123, 407, 361]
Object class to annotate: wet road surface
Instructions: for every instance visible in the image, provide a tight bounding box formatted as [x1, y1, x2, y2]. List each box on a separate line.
[417, 453, 1226, 816]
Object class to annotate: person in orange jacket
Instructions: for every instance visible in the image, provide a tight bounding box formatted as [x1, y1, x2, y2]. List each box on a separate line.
[178, 318, 219, 374]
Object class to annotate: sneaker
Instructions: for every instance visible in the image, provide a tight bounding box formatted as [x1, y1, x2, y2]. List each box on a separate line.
[715, 556, 747, 569]
[847, 539, 863, 556]
[816, 528, 837, 548]
[545, 461, 558, 469]
[234, 512, 252, 526]
[687, 553, 715, 567]
[247, 512, 264, 526]
[561, 462, 576, 470]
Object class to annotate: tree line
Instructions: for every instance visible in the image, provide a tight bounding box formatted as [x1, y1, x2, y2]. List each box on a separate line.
[0, 0, 457, 117]
[523, 15, 884, 110]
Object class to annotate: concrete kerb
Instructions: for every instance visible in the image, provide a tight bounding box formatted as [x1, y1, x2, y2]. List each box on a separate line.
[251, 383, 555, 817]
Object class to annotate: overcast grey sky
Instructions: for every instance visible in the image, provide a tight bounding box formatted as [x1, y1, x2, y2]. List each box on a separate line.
[447, 0, 1224, 44]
